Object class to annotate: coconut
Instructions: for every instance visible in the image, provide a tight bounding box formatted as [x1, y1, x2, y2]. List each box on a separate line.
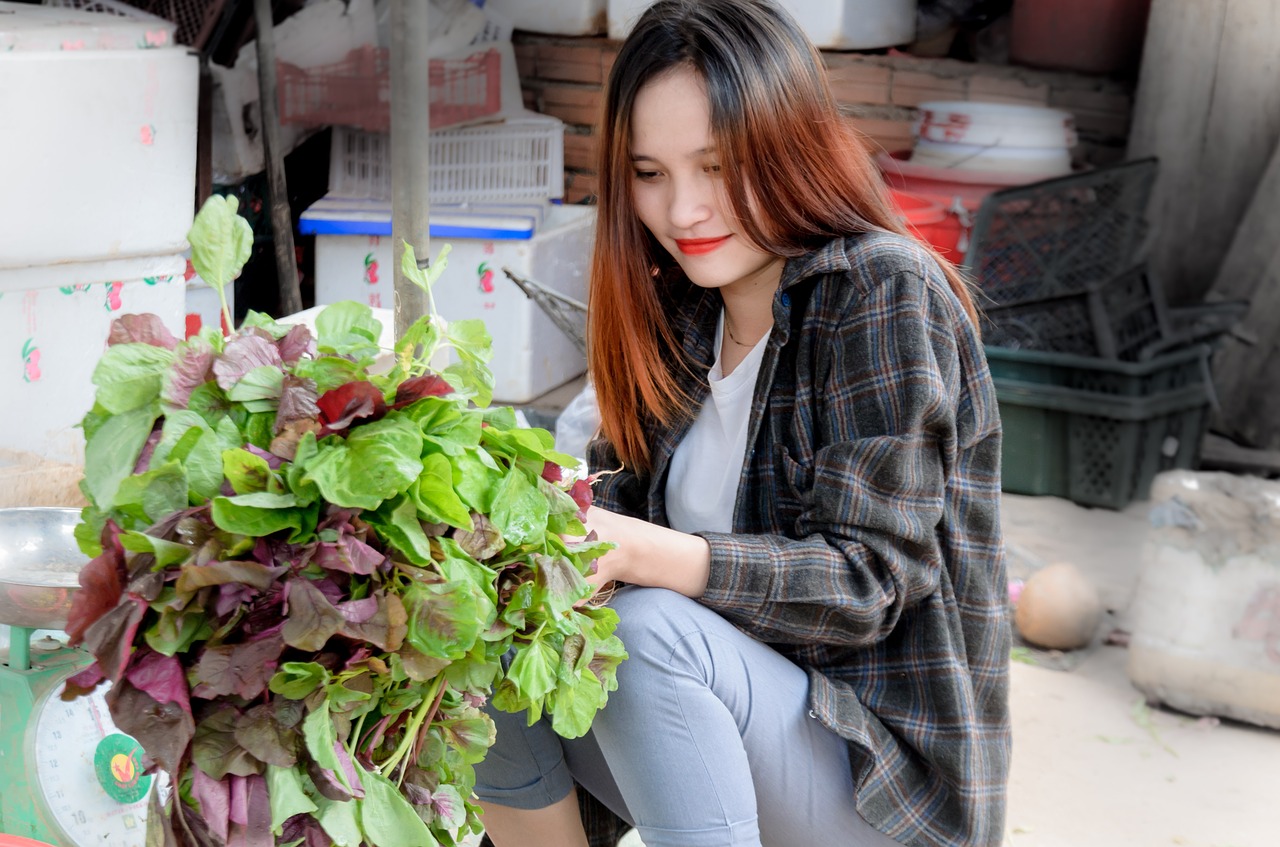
[1014, 561, 1103, 650]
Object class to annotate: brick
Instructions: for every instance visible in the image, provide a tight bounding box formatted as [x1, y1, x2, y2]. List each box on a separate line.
[848, 117, 915, 157]
[536, 43, 604, 84]
[890, 70, 967, 107]
[600, 47, 619, 83]
[827, 62, 892, 106]
[521, 88, 538, 110]
[537, 83, 602, 127]
[967, 75, 1050, 106]
[514, 43, 538, 80]
[565, 170, 599, 203]
[562, 132, 598, 172]
[1069, 107, 1131, 139]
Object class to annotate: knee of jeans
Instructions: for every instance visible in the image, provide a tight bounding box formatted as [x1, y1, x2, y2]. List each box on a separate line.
[607, 587, 715, 672]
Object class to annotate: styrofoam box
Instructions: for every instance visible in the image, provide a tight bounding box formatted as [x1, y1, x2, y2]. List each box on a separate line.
[0, 2, 198, 268]
[484, 0, 606, 36]
[300, 197, 593, 404]
[0, 255, 187, 464]
[607, 0, 917, 49]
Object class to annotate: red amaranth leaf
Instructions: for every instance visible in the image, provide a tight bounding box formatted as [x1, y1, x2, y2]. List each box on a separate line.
[276, 323, 315, 364]
[191, 767, 231, 843]
[540, 462, 563, 483]
[65, 521, 126, 646]
[108, 313, 179, 350]
[274, 374, 320, 435]
[105, 678, 194, 774]
[569, 479, 593, 521]
[213, 333, 283, 391]
[163, 336, 216, 408]
[393, 374, 453, 408]
[317, 381, 386, 430]
[126, 647, 193, 718]
[61, 661, 105, 699]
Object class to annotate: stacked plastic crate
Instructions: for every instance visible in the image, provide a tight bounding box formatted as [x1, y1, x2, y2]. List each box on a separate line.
[298, 108, 593, 405]
[964, 158, 1246, 508]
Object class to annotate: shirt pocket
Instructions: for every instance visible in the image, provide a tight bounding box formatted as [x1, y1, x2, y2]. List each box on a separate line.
[773, 444, 813, 532]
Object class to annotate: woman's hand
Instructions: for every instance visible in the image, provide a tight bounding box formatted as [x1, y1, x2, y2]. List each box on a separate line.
[581, 505, 712, 599]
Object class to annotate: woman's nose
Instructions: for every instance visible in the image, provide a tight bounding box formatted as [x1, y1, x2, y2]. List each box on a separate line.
[667, 175, 714, 230]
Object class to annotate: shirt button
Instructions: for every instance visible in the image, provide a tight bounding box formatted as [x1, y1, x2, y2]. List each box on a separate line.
[808, 709, 818, 719]
[781, 293, 791, 307]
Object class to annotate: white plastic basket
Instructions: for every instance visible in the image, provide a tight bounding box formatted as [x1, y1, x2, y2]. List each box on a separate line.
[329, 113, 565, 204]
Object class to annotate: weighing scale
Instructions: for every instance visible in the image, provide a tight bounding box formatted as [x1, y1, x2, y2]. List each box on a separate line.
[0, 508, 161, 847]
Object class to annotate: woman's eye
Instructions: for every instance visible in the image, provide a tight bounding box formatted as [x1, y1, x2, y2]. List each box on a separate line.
[634, 170, 660, 182]
[704, 164, 722, 175]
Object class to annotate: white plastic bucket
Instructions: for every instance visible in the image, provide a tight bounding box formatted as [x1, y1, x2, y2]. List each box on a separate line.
[915, 101, 1078, 149]
[910, 138, 1072, 177]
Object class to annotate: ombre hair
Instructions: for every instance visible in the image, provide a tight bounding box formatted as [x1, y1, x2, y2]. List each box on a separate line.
[589, 0, 977, 473]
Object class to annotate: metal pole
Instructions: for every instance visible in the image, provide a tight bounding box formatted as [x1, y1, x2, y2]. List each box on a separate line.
[252, 0, 303, 317]
[391, 0, 431, 343]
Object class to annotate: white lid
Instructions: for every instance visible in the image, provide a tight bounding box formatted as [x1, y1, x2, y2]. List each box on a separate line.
[0, 1, 177, 52]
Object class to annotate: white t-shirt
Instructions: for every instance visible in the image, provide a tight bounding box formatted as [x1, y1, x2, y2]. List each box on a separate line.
[665, 309, 769, 534]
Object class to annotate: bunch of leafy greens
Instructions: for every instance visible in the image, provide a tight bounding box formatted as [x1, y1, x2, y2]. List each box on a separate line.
[63, 196, 625, 847]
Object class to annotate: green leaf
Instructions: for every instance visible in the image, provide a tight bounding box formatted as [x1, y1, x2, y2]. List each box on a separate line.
[226, 365, 285, 412]
[92, 343, 176, 414]
[240, 310, 292, 338]
[549, 667, 607, 739]
[152, 410, 239, 503]
[301, 705, 349, 790]
[187, 381, 232, 426]
[404, 579, 485, 661]
[441, 359, 493, 409]
[266, 765, 318, 834]
[447, 319, 493, 364]
[82, 404, 159, 509]
[438, 710, 496, 765]
[113, 461, 188, 524]
[452, 449, 502, 514]
[504, 636, 558, 704]
[223, 447, 276, 495]
[366, 495, 435, 566]
[489, 469, 548, 547]
[302, 416, 424, 511]
[144, 606, 213, 656]
[399, 241, 450, 293]
[411, 453, 472, 529]
[120, 530, 193, 568]
[293, 357, 368, 395]
[314, 794, 363, 847]
[189, 194, 253, 294]
[211, 492, 316, 541]
[314, 302, 383, 359]
[269, 661, 332, 699]
[359, 768, 437, 847]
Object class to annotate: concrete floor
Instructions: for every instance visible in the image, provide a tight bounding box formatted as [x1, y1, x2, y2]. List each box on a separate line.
[1002, 493, 1280, 847]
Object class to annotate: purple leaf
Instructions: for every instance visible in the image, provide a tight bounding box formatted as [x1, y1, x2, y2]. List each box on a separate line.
[215, 582, 257, 618]
[232, 702, 298, 767]
[275, 374, 320, 435]
[277, 324, 315, 364]
[191, 766, 231, 843]
[192, 705, 260, 780]
[65, 521, 126, 646]
[105, 679, 194, 774]
[213, 334, 282, 391]
[163, 336, 216, 408]
[281, 578, 345, 652]
[61, 662, 106, 699]
[569, 479, 593, 521]
[402, 783, 432, 805]
[305, 755, 357, 802]
[108, 313, 179, 350]
[268, 418, 323, 462]
[316, 381, 386, 430]
[133, 425, 163, 474]
[392, 374, 453, 408]
[245, 444, 284, 469]
[337, 596, 379, 624]
[228, 774, 248, 826]
[126, 648, 193, 718]
[191, 631, 285, 700]
[314, 533, 384, 576]
[342, 593, 408, 652]
[281, 814, 329, 847]
[331, 741, 364, 799]
[176, 559, 286, 594]
[81, 596, 148, 683]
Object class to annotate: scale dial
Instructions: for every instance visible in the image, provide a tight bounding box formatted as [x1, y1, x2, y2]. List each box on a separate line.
[28, 678, 168, 847]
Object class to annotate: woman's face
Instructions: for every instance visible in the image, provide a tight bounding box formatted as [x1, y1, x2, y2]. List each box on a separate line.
[629, 66, 784, 299]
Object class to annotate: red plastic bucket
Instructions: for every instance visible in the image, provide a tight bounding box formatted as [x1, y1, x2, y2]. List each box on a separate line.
[890, 188, 965, 260]
[0, 836, 58, 847]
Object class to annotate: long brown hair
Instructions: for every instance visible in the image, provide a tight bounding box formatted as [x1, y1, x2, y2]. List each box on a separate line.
[589, 0, 977, 473]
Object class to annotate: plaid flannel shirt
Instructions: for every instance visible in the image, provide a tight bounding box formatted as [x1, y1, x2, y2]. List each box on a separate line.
[587, 231, 1011, 846]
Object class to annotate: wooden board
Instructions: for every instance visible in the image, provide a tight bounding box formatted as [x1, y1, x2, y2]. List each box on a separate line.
[1128, 0, 1280, 305]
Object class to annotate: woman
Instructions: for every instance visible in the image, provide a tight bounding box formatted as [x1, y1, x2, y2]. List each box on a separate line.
[473, 2, 1010, 845]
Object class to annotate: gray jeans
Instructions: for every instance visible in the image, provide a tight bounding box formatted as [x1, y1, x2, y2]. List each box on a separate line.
[473, 587, 900, 847]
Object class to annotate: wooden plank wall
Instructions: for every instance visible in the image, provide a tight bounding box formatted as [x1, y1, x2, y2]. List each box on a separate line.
[1127, 0, 1280, 306]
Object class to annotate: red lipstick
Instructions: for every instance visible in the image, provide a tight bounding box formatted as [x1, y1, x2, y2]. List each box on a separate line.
[674, 235, 731, 256]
